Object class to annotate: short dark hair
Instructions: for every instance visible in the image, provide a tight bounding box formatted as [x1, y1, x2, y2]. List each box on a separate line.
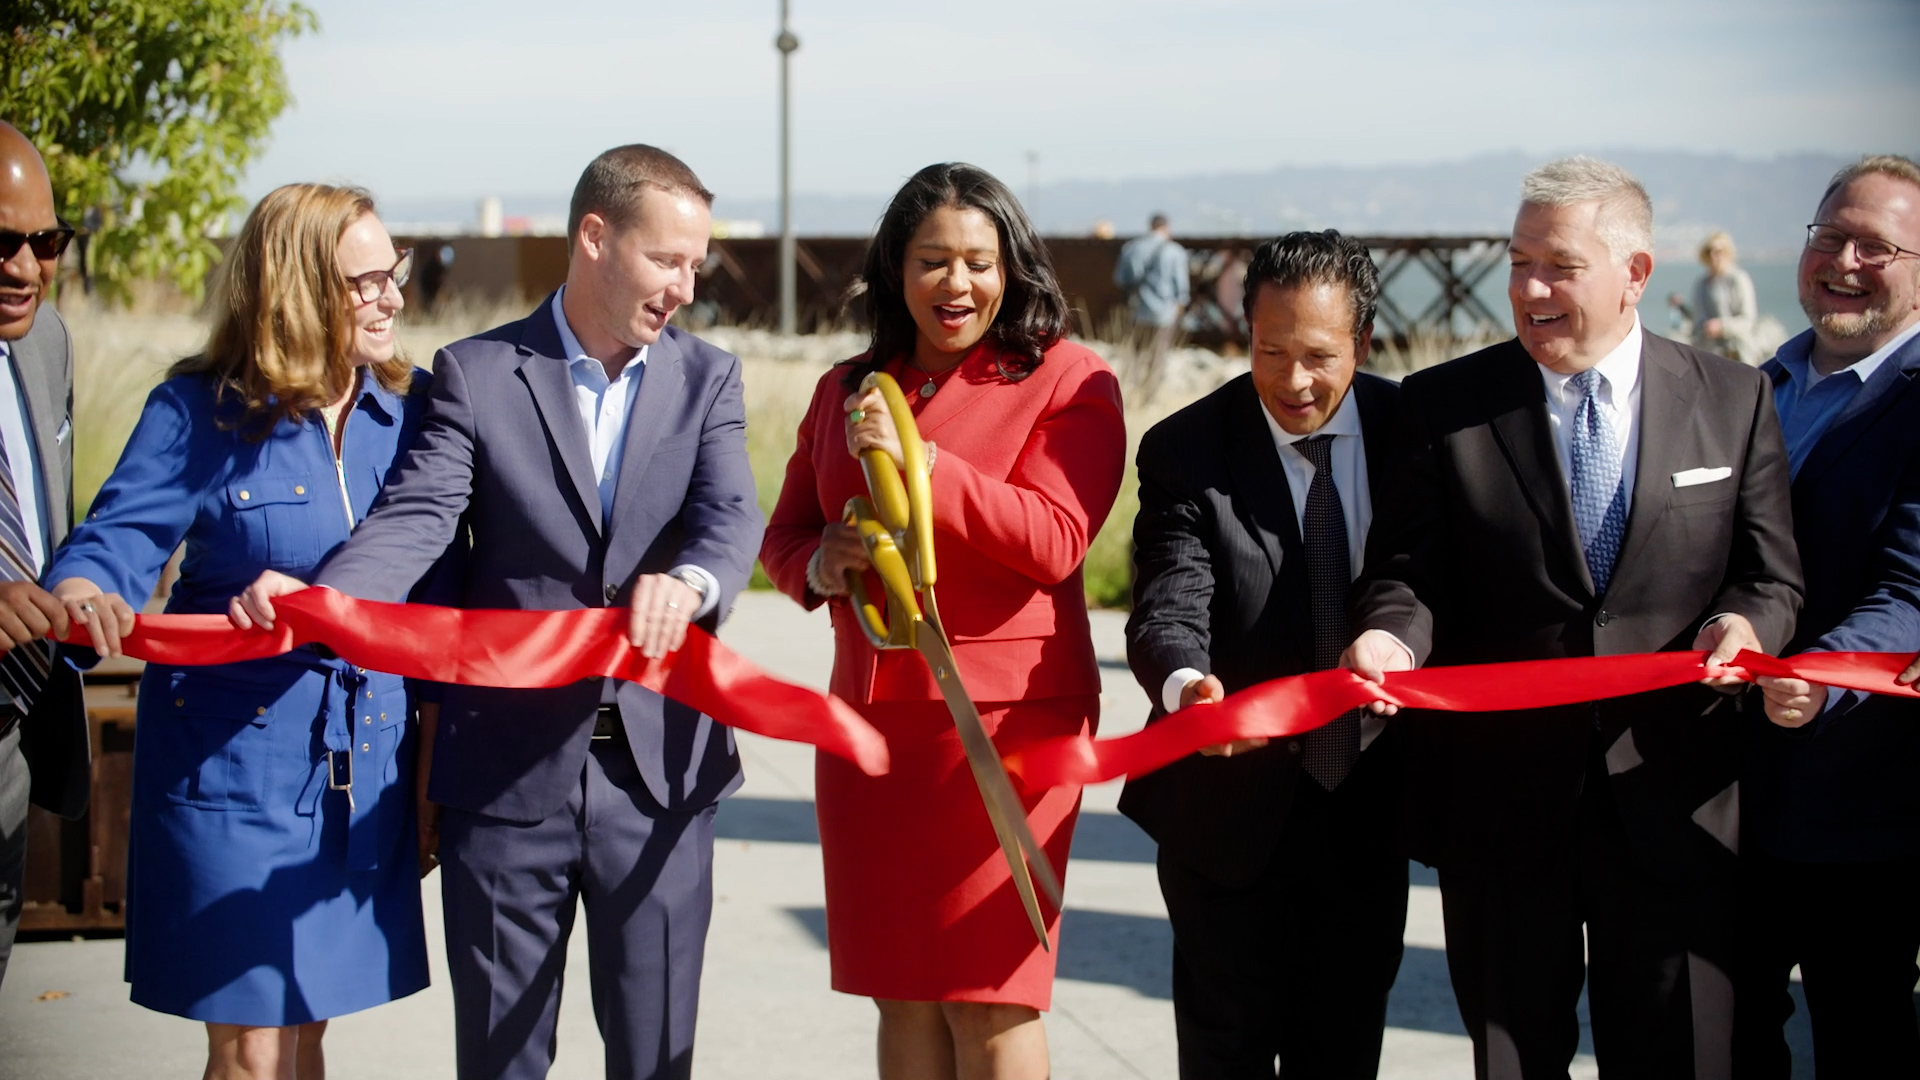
[844, 162, 1070, 388]
[1149, 213, 1169, 230]
[1241, 229, 1380, 346]
[567, 144, 714, 245]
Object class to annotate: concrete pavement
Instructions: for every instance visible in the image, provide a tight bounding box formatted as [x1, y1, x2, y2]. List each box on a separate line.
[1, 592, 1814, 1077]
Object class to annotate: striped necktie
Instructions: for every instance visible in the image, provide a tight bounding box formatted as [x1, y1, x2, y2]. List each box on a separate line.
[0, 420, 52, 720]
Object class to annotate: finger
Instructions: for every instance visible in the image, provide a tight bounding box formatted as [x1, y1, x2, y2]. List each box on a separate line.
[110, 596, 137, 640]
[1900, 656, 1920, 686]
[0, 609, 35, 648]
[664, 610, 690, 656]
[93, 604, 124, 658]
[243, 586, 277, 631]
[23, 589, 65, 638]
[228, 594, 255, 631]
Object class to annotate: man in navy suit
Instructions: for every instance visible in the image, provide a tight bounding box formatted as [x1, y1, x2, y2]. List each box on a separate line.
[1738, 154, 1920, 1078]
[239, 145, 761, 1080]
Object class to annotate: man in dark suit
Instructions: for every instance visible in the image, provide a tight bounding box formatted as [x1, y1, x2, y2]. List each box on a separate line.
[1342, 157, 1802, 1079]
[1120, 230, 1404, 1079]
[0, 121, 89, 989]
[239, 145, 761, 1080]
[1738, 154, 1920, 1078]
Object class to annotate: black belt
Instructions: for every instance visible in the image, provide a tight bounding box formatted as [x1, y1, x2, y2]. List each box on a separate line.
[592, 705, 621, 740]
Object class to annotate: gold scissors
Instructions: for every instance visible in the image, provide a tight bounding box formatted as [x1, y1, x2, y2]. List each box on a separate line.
[843, 372, 1065, 950]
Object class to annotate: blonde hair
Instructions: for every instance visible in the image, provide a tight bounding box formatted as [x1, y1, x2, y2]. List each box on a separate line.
[173, 183, 411, 434]
[1821, 154, 1920, 207]
[1699, 230, 1736, 267]
[1519, 156, 1654, 266]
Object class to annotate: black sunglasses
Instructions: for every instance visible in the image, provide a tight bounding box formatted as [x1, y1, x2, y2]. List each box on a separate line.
[0, 224, 76, 262]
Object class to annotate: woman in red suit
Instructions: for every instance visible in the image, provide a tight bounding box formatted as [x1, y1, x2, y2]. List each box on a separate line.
[761, 163, 1125, 1079]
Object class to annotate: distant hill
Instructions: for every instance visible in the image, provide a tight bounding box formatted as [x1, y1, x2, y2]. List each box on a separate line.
[384, 149, 1909, 259]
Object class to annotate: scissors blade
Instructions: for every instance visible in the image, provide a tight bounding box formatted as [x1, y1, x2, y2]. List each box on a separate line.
[914, 624, 1064, 952]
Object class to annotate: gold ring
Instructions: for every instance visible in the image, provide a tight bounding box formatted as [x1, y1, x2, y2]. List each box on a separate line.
[848, 408, 866, 424]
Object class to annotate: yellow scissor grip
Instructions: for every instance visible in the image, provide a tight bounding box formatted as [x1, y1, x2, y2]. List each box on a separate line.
[858, 373, 936, 589]
[843, 498, 920, 649]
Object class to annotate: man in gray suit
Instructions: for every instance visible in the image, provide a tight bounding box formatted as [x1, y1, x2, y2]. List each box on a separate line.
[0, 120, 89, 989]
[239, 145, 762, 1079]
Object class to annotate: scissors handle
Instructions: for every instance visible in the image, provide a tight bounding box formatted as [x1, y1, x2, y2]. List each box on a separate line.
[843, 497, 920, 649]
[856, 373, 936, 588]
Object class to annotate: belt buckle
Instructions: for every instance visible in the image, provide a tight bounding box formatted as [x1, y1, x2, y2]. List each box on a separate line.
[592, 706, 618, 740]
[327, 749, 356, 812]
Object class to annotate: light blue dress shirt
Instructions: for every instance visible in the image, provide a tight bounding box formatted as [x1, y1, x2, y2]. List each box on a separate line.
[550, 289, 719, 618]
[1773, 321, 1920, 476]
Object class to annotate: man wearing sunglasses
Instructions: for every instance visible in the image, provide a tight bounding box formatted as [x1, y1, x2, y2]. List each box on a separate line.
[0, 120, 88, 991]
[1736, 154, 1920, 1076]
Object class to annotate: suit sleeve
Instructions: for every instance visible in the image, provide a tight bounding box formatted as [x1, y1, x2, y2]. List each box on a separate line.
[1702, 373, 1804, 651]
[1810, 435, 1920, 659]
[314, 346, 478, 601]
[928, 362, 1126, 586]
[664, 352, 762, 622]
[1351, 377, 1438, 664]
[45, 381, 217, 603]
[1124, 423, 1214, 706]
[759, 374, 835, 610]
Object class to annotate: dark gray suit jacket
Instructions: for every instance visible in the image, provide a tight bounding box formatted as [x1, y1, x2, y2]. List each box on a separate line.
[1353, 333, 1802, 874]
[1119, 372, 1402, 885]
[315, 295, 763, 822]
[9, 305, 88, 819]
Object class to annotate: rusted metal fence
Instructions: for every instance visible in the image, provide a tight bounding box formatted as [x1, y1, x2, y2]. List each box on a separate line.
[396, 234, 1512, 347]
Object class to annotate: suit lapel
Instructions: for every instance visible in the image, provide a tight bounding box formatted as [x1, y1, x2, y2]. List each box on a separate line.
[9, 319, 66, 547]
[1223, 378, 1299, 575]
[1793, 337, 1920, 488]
[1352, 372, 1394, 505]
[1485, 344, 1592, 594]
[514, 295, 603, 535]
[1612, 335, 1694, 578]
[610, 331, 685, 521]
[909, 344, 1002, 442]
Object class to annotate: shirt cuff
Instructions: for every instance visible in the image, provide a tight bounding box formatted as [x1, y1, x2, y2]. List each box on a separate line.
[669, 564, 721, 620]
[1379, 632, 1417, 671]
[1162, 667, 1206, 714]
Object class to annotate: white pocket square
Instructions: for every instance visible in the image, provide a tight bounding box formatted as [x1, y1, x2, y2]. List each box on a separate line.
[1672, 466, 1732, 488]
[54, 417, 70, 444]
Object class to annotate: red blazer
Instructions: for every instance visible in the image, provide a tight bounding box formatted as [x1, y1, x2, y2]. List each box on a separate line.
[761, 340, 1126, 705]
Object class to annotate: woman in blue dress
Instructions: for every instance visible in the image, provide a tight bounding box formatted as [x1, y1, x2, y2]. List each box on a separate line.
[47, 183, 437, 1079]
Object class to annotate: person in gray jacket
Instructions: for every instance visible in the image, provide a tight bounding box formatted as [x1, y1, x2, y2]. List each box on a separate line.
[1115, 213, 1190, 402]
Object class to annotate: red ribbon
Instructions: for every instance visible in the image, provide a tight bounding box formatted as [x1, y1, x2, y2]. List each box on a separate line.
[63, 588, 890, 777]
[1003, 650, 1920, 789]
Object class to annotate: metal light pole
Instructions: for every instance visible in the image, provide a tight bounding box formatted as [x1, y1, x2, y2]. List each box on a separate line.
[776, 3, 800, 335]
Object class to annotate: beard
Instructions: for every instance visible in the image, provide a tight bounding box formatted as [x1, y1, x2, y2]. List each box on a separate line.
[1801, 270, 1906, 340]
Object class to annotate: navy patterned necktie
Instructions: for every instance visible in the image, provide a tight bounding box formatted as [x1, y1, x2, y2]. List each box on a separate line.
[1298, 434, 1360, 790]
[1568, 368, 1629, 595]
[0, 419, 51, 720]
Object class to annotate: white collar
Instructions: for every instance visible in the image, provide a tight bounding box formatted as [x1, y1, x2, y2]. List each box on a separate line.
[1538, 314, 1643, 402]
[1260, 377, 1364, 447]
[551, 287, 646, 374]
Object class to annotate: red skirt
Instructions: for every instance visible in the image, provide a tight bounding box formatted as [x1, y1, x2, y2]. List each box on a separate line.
[815, 694, 1098, 1010]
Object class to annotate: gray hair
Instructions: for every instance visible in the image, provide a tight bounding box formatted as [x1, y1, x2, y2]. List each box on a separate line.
[1820, 154, 1920, 209]
[1518, 156, 1654, 265]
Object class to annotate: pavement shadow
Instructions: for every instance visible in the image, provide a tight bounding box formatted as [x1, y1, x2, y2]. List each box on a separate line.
[714, 796, 819, 845]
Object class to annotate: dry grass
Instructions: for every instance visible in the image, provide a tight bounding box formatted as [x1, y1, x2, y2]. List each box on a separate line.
[60, 296, 1491, 608]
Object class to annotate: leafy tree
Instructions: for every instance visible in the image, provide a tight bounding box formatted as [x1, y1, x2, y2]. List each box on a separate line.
[2, 0, 315, 300]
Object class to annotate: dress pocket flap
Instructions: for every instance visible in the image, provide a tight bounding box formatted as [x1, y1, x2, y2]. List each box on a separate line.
[226, 477, 314, 509]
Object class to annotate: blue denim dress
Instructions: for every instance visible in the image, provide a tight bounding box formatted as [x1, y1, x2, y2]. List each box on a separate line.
[48, 369, 437, 1024]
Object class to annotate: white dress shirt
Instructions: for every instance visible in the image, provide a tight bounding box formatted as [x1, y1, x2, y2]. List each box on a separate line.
[1537, 315, 1644, 517]
[0, 339, 49, 574]
[1160, 386, 1383, 751]
[551, 290, 718, 618]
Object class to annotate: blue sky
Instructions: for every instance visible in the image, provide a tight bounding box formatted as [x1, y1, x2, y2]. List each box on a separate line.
[245, 0, 1920, 204]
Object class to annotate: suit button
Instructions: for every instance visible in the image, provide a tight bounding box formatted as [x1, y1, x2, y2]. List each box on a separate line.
[1596, 610, 1612, 627]
[1288, 740, 1301, 754]
[605, 584, 618, 603]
